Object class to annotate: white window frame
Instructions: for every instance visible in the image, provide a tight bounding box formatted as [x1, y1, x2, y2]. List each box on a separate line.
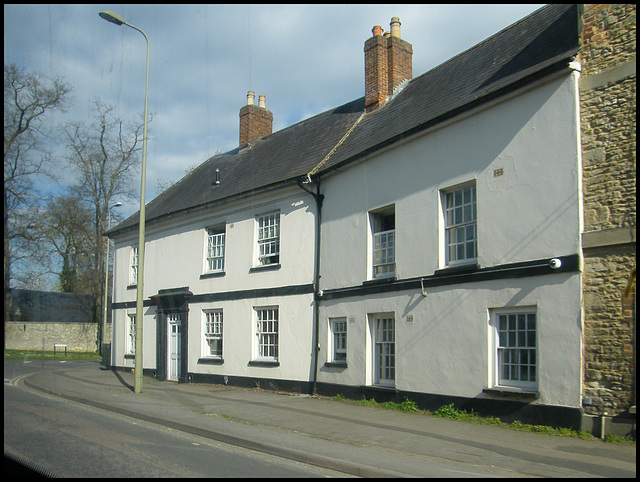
[329, 317, 347, 363]
[490, 307, 538, 391]
[254, 306, 279, 361]
[129, 246, 138, 285]
[442, 183, 477, 266]
[368, 314, 395, 387]
[256, 213, 280, 266]
[127, 313, 136, 354]
[205, 226, 225, 273]
[369, 206, 396, 279]
[203, 309, 223, 358]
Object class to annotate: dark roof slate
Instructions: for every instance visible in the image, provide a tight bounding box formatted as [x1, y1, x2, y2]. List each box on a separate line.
[109, 4, 579, 237]
[111, 97, 364, 234]
[315, 3, 580, 174]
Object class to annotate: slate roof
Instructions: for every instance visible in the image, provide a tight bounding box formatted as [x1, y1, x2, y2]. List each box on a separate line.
[108, 4, 579, 237]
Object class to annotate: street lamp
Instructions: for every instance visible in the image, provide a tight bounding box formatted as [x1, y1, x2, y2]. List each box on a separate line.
[100, 9, 149, 394]
[102, 201, 122, 359]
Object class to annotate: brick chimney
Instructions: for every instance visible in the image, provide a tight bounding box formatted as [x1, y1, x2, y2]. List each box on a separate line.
[239, 91, 273, 147]
[364, 17, 413, 112]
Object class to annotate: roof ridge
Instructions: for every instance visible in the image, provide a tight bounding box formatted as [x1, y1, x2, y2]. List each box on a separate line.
[409, 4, 553, 85]
[306, 111, 365, 179]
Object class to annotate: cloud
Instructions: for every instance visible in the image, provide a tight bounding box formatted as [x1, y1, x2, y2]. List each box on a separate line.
[4, 3, 544, 216]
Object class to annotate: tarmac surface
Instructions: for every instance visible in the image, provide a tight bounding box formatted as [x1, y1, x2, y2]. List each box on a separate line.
[14, 361, 637, 478]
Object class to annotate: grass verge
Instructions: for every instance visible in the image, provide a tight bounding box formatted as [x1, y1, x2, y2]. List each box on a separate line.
[4, 349, 101, 361]
[329, 397, 635, 443]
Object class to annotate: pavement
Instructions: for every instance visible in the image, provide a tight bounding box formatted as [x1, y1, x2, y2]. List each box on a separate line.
[17, 361, 636, 478]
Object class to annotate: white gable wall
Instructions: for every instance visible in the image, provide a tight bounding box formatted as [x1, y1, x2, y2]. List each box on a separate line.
[320, 73, 582, 287]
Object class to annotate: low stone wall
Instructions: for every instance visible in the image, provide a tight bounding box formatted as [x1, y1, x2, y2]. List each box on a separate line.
[5, 321, 98, 353]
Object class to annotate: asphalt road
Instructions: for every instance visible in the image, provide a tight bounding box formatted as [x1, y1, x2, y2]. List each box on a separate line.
[4, 361, 348, 478]
[4, 359, 636, 478]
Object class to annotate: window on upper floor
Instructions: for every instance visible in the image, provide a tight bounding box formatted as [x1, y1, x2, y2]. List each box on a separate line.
[370, 206, 395, 279]
[129, 247, 138, 285]
[205, 226, 225, 273]
[256, 212, 280, 266]
[443, 183, 477, 266]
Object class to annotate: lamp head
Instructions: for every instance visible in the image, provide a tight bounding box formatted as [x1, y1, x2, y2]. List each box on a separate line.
[99, 10, 125, 26]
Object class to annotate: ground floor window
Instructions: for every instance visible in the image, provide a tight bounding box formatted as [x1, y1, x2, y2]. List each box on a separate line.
[373, 315, 395, 386]
[329, 317, 347, 363]
[127, 314, 136, 354]
[255, 307, 279, 360]
[203, 309, 223, 358]
[492, 308, 537, 390]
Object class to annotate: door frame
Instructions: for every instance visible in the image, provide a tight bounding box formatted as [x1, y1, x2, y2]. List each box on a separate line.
[167, 313, 183, 381]
[154, 287, 192, 383]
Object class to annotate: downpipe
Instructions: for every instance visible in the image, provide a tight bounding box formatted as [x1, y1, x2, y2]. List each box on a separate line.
[297, 177, 324, 395]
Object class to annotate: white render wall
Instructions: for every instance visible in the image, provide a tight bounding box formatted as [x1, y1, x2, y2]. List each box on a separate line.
[317, 274, 583, 408]
[317, 73, 583, 408]
[320, 73, 583, 288]
[110, 187, 317, 374]
[188, 294, 315, 382]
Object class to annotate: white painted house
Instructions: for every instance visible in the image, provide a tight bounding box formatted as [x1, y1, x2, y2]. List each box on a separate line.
[108, 4, 587, 427]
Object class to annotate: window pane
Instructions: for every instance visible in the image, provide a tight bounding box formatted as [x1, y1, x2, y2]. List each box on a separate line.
[497, 311, 537, 387]
[444, 184, 477, 264]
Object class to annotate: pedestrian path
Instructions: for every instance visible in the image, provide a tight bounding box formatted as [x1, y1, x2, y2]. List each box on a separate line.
[21, 362, 636, 478]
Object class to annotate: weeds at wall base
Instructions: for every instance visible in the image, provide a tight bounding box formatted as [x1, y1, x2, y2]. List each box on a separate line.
[330, 396, 635, 443]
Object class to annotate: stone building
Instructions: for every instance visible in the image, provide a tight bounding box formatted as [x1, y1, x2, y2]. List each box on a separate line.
[578, 3, 636, 428]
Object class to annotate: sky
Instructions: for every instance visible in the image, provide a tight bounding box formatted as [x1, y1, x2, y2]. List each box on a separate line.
[4, 4, 544, 219]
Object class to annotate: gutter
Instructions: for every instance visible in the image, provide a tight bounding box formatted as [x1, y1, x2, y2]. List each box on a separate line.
[106, 176, 304, 239]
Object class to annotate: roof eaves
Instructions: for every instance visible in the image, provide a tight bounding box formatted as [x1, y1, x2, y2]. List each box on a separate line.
[106, 176, 303, 238]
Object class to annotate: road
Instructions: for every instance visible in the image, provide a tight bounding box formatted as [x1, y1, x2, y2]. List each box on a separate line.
[4, 359, 636, 478]
[4, 360, 347, 478]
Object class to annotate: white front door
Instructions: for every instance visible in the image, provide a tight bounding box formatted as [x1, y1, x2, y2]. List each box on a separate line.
[168, 313, 182, 381]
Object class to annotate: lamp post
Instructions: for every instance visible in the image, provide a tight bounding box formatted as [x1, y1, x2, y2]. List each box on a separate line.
[102, 201, 122, 359]
[100, 10, 149, 394]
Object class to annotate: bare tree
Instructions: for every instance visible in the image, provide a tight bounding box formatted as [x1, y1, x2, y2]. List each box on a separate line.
[41, 192, 94, 294]
[4, 63, 72, 343]
[64, 100, 143, 330]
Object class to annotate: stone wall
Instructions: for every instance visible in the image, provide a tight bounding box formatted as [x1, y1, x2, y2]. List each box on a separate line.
[578, 4, 636, 417]
[5, 321, 98, 353]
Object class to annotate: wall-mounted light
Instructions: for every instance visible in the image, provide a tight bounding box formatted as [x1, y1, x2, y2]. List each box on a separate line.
[549, 258, 562, 269]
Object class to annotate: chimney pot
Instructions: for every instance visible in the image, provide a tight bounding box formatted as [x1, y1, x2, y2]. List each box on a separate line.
[258, 94, 266, 109]
[239, 92, 273, 147]
[364, 16, 412, 112]
[390, 17, 401, 38]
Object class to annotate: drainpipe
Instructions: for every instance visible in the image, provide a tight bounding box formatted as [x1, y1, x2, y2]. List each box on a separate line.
[297, 177, 324, 395]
